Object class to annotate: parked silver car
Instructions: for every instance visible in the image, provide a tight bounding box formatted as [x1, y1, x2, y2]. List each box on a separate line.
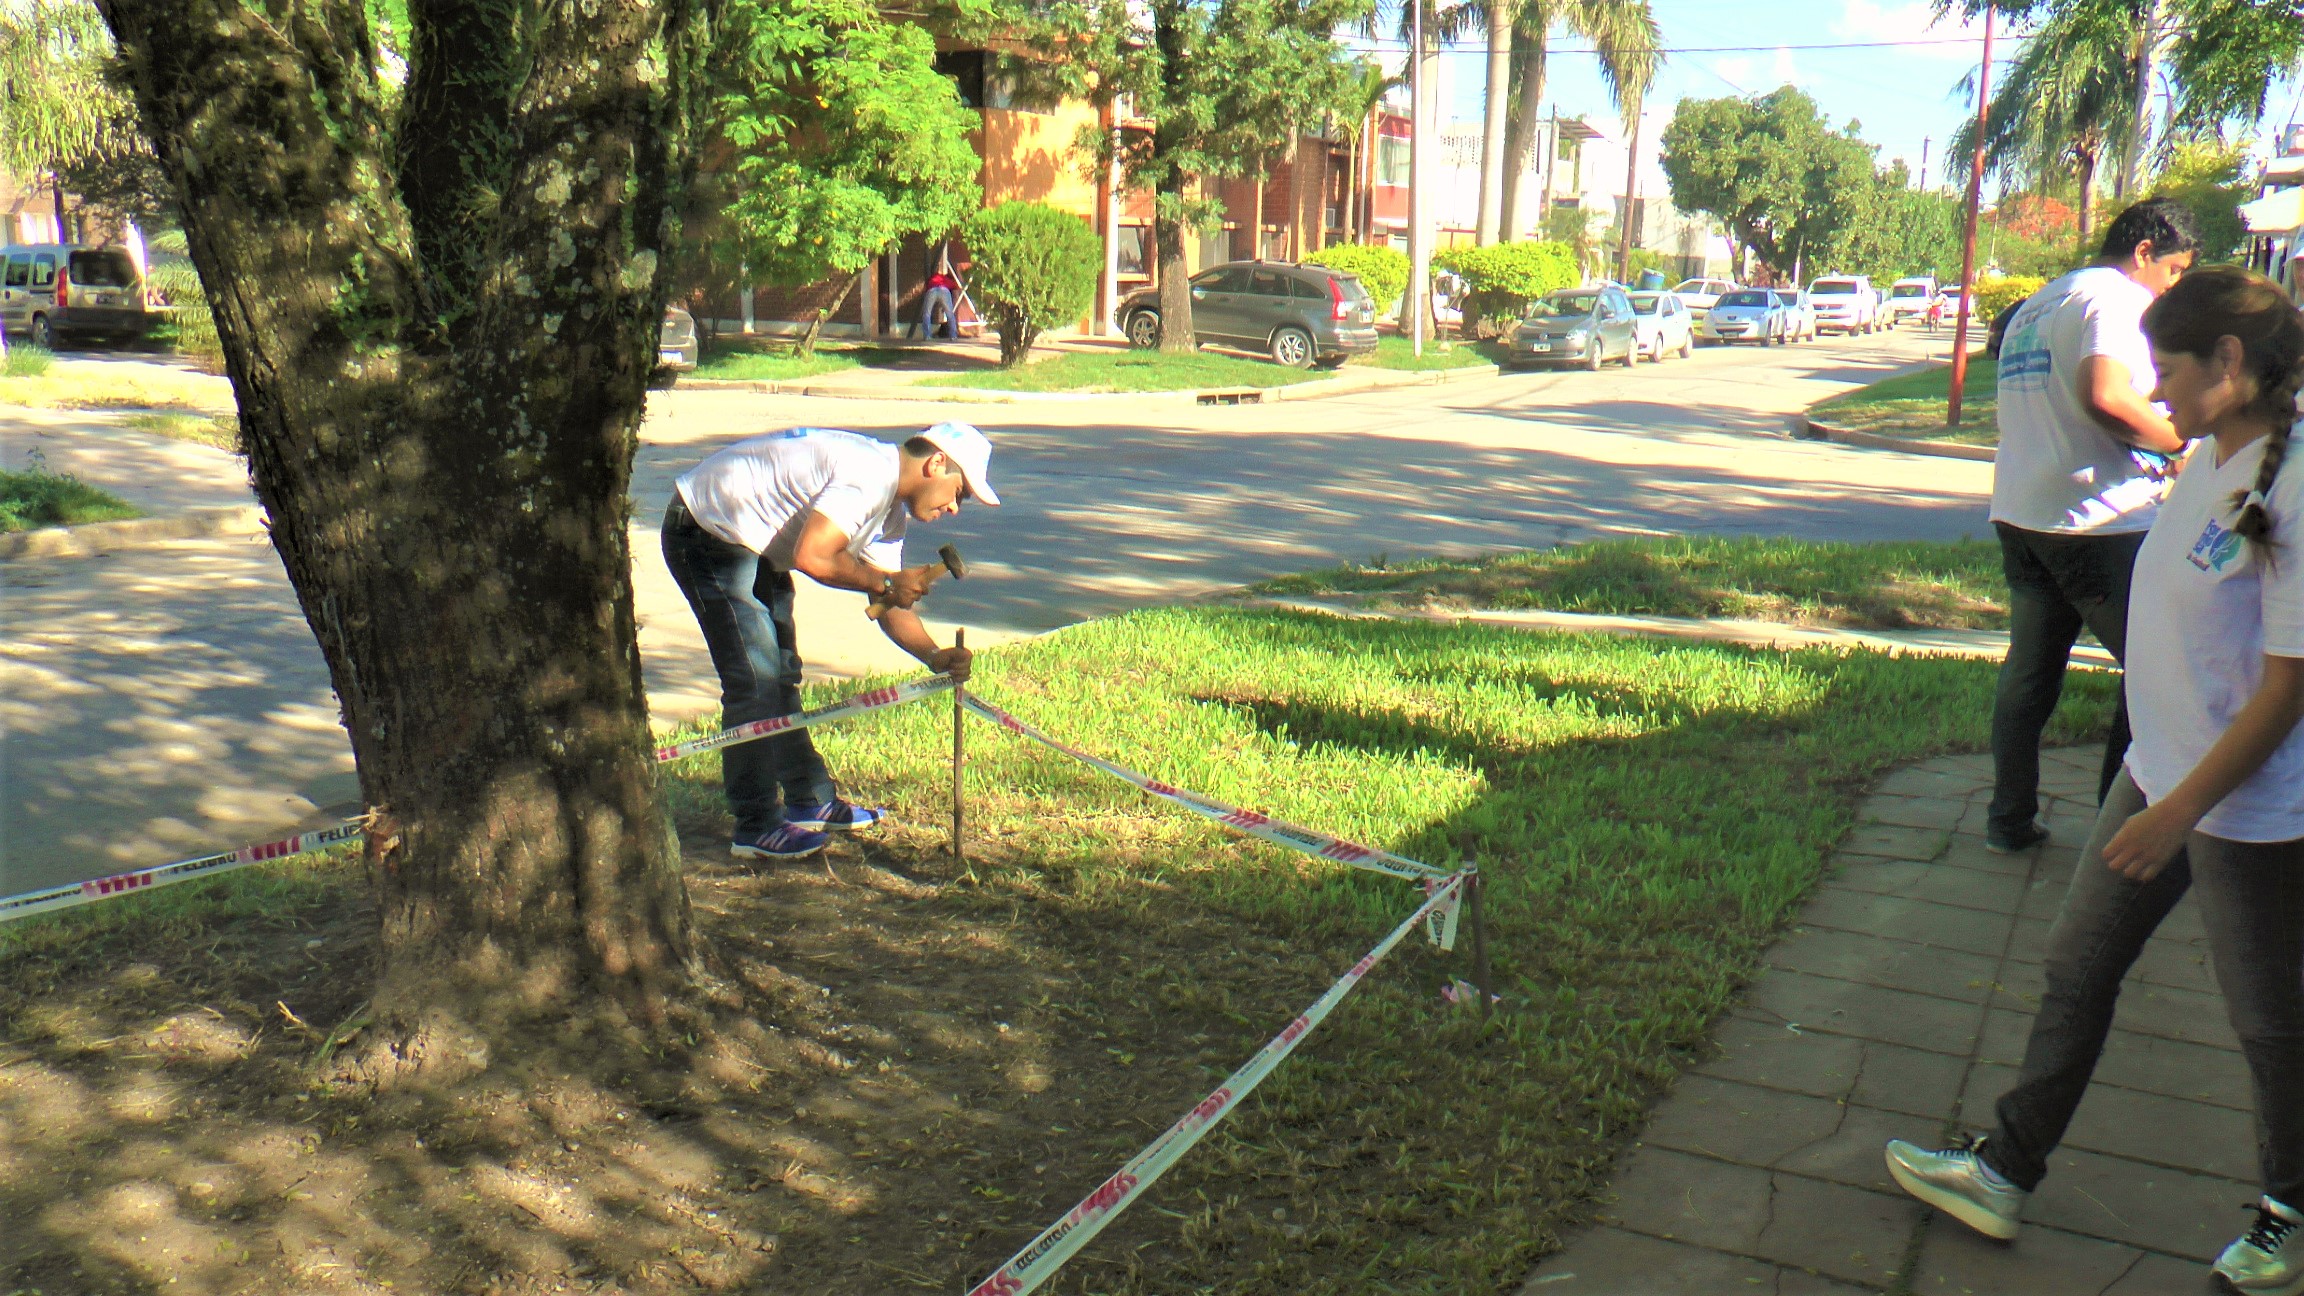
[1776, 289, 1819, 342]
[1627, 290, 1695, 360]
[1506, 284, 1640, 370]
[1698, 288, 1790, 345]
[1115, 261, 1379, 368]
[1, 243, 159, 348]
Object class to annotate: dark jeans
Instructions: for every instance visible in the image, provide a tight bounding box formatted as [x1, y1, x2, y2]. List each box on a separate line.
[1989, 523, 2145, 840]
[660, 497, 836, 835]
[1988, 771, 2304, 1206]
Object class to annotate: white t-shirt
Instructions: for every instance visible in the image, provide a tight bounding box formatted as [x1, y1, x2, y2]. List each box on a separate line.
[674, 428, 906, 572]
[2124, 433, 2304, 843]
[1991, 266, 2166, 534]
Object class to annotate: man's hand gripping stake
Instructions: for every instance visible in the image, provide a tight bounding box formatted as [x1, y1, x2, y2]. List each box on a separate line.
[868, 543, 966, 620]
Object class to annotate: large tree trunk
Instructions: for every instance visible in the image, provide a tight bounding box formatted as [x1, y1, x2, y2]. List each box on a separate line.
[95, 0, 701, 1068]
[1499, 39, 1548, 241]
[2120, 0, 2160, 200]
[1476, 1, 1512, 244]
[1155, 173, 1197, 352]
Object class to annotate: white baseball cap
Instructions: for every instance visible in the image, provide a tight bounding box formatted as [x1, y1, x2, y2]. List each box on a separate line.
[917, 421, 1000, 506]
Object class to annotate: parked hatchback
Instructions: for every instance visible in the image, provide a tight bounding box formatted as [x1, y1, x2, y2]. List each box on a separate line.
[1626, 290, 1694, 360]
[1671, 277, 1739, 319]
[2, 243, 159, 349]
[1699, 288, 1788, 345]
[1507, 284, 1639, 370]
[1115, 261, 1378, 368]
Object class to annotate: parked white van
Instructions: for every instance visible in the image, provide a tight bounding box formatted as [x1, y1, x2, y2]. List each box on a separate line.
[1882, 276, 1938, 327]
[1, 243, 160, 349]
[1807, 274, 1881, 335]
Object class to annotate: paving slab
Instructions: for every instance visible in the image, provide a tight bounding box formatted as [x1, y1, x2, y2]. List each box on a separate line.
[1521, 748, 2265, 1295]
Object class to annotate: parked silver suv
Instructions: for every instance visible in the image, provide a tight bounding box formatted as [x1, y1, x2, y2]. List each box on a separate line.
[1, 243, 159, 349]
[1115, 261, 1379, 368]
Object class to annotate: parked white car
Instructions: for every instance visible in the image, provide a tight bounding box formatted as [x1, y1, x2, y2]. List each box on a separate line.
[1882, 276, 1937, 327]
[1776, 288, 1819, 342]
[1807, 274, 1881, 335]
[1626, 290, 1695, 360]
[1670, 277, 1739, 319]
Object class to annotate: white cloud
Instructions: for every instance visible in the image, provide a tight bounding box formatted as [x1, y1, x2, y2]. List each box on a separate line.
[1769, 46, 1812, 89]
[1831, 0, 1990, 61]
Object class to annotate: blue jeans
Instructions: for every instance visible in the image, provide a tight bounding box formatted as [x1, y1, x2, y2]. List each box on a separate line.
[1988, 523, 2143, 840]
[1988, 771, 2304, 1204]
[661, 497, 836, 835]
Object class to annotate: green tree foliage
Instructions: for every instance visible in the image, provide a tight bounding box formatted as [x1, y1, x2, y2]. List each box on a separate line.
[1048, 0, 1371, 351]
[697, 0, 983, 322]
[1435, 238, 1577, 332]
[1661, 88, 1886, 281]
[2148, 141, 2251, 262]
[1302, 243, 1408, 314]
[0, 0, 134, 177]
[1497, 0, 1660, 241]
[961, 201, 1101, 366]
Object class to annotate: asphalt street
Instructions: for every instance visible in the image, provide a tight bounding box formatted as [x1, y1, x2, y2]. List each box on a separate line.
[3, 325, 1991, 894]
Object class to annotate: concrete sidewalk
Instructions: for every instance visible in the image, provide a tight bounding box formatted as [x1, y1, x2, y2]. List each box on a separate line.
[1522, 746, 2254, 1294]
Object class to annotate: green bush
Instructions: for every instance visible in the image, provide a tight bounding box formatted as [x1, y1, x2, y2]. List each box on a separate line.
[1302, 243, 1408, 317]
[2, 343, 52, 378]
[0, 463, 140, 531]
[1977, 273, 2046, 321]
[145, 258, 225, 371]
[961, 202, 1102, 367]
[1435, 240, 1581, 337]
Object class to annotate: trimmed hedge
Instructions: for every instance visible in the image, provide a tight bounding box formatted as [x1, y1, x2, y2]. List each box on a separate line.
[961, 201, 1103, 367]
[1302, 244, 1408, 317]
[1435, 240, 1580, 337]
[1977, 273, 2046, 321]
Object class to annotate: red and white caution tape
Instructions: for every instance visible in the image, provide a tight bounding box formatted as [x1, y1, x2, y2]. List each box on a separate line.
[962, 694, 1454, 884]
[653, 675, 955, 763]
[968, 871, 1470, 1296]
[3, 675, 961, 926]
[0, 821, 369, 924]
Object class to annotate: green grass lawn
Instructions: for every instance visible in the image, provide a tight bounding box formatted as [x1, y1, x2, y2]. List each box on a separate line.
[1810, 351, 1999, 446]
[1254, 534, 2013, 632]
[696, 608, 2110, 1289]
[3, 343, 54, 378]
[1348, 335, 1510, 371]
[0, 466, 141, 531]
[689, 343, 910, 382]
[924, 348, 1328, 393]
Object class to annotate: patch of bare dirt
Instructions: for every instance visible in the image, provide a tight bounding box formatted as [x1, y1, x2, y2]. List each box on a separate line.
[0, 827, 1341, 1295]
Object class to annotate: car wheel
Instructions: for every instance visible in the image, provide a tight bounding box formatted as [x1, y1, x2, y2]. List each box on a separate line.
[1269, 327, 1313, 369]
[1126, 311, 1161, 350]
[1585, 342, 1604, 372]
[28, 314, 53, 350]
[1680, 334, 1693, 359]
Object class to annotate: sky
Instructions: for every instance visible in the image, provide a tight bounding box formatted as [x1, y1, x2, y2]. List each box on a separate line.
[1348, 0, 2304, 203]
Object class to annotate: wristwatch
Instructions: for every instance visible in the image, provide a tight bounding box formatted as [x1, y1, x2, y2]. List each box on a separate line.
[880, 573, 896, 599]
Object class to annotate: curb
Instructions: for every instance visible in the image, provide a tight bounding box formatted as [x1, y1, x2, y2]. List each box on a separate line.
[1798, 413, 1998, 462]
[673, 360, 1504, 405]
[0, 504, 265, 559]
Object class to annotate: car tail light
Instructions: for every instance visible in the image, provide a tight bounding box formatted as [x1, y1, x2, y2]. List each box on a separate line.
[1328, 277, 1350, 322]
[55, 265, 69, 305]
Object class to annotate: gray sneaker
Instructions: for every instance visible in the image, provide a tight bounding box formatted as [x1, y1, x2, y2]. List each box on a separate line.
[1884, 1136, 2027, 1240]
[2214, 1199, 2304, 1294]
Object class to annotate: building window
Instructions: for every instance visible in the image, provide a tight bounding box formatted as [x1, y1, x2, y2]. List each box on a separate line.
[1260, 228, 1287, 261]
[1117, 225, 1149, 277]
[1204, 228, 1234, 266]
[934, 51, 986, 108]
[1376, 136, 1410, 187]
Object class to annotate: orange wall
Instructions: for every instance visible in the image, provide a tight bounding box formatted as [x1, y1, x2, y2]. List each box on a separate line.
[979, 104, 1103, 218]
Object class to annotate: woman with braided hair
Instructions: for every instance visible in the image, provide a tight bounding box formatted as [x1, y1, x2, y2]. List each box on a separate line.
[1886, 266, 2304, 1294]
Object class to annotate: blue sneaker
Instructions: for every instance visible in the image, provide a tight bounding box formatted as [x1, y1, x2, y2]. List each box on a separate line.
[784, 800, 888, 833]
[731, 822, 829, 860]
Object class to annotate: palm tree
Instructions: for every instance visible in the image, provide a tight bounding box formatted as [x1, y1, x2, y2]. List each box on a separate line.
[0, 0, 138, 233]
[1331, 59, 1404, 244]
[1949, 0, 2137, 248]
[1493, 0, 1659, 245]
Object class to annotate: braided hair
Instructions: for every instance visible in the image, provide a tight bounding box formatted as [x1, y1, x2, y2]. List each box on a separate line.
[2139, 266, 2304, 557]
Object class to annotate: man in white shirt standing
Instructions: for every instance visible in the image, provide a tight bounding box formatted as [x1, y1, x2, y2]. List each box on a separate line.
[1985, 198, 2199, 853]
[663, 422, 995, 860]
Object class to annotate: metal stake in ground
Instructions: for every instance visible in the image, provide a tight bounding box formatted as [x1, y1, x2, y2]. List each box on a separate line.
[1469, 867, 1492, 1017]
[952, 628, 966, 867]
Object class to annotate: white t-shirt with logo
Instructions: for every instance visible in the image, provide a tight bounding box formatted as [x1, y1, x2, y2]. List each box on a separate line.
[674, 428, 906, 572]
[1991, 266, 2166, 534]
[2124, 434, 2304, 843]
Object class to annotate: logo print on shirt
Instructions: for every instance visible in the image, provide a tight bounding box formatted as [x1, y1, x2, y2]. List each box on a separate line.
[2188, 517, 2245, 573]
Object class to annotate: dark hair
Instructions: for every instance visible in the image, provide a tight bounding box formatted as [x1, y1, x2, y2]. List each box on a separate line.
[2098, 196, 2203, 261]
[2140, 265, 2304, 555]
[901, 436, 964, 479]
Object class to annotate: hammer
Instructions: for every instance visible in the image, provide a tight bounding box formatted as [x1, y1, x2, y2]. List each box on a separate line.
[866, 543, 966, 620]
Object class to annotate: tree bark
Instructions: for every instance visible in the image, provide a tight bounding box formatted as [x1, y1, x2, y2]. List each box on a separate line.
[94, 0, 702, 1066]
[1499, 40, 1548, 242]
[1476, 0, 1511, 244]
[2075, 146, 2099, 254]
[797, 275, 858, 357]
[2120, 0, 2160, 200]
[1155, 171, 1197, 352]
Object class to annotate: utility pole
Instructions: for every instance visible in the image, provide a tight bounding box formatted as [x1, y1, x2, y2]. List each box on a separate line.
[1948, 2, 1994, 428]
[1918, 136, 1931, 189]
[1616, 104, 1643, 283]
[1408, 0, 1431, 357]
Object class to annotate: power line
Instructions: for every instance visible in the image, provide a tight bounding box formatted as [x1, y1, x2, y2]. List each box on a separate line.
[1342, 35, 2032, 54]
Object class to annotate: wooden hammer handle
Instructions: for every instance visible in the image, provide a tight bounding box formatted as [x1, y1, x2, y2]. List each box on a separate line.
[864, 564, 945, 621]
